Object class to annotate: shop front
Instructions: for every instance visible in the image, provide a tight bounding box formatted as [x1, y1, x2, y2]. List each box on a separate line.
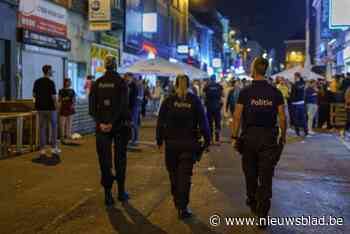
[91, 43, 120, 78]
[17, 0, 70, 99]
[0, 0, 17, 100]
[67, 11, 95, 98]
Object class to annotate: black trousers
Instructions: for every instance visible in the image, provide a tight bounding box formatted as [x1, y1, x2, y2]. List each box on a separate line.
[165, 147, 195, 209]
[96, 130, 128, 191]
[206, 108, 221, 141]
[241, 127, 278, 217]
[318, 104, 332, 128]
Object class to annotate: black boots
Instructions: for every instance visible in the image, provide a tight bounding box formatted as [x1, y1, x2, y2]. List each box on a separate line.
[117, 182, 130, 202]
[104, 188, 115, 207]
[246, 198, 257, 214]
[117, 192, 130, 202]
[178, 207, 193, 220]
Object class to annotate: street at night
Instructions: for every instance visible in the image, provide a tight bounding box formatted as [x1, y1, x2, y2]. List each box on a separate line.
[1, 120, 350, 234]
[1, 0, 350, 233]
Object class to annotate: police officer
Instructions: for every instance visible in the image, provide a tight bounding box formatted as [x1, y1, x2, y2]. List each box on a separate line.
[203, 75, 224, 145]
[231, 57, 286, 228]
[89, 55, 130, 207]
[156, 75, 210, 219]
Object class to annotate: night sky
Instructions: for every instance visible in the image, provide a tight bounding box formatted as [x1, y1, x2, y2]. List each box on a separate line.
[215, 0, 306, 64]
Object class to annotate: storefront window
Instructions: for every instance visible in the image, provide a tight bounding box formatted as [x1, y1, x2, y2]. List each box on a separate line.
[68, 62, 86, 98]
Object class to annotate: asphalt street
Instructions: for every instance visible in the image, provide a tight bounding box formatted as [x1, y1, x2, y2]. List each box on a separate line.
[1, 120, 350, 234]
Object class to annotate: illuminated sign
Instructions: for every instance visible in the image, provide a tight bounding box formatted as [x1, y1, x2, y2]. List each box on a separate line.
[212, 58, 222, 68]
[177, 45, 189, 54]
[142, 13, 158, 33]
[330, 0, 350, 27]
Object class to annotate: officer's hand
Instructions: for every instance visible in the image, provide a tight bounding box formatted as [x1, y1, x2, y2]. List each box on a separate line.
[100, 124, 112, 133]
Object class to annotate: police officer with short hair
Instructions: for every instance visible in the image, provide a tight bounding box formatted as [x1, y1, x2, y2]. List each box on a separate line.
[203, 75, 224, 145]
[231, 57, 286, 229]
[89, 55, 130, 206]
[156, 75, 210, 219]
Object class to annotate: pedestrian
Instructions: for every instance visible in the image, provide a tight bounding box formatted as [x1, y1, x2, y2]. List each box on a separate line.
[59, 78, 76, 144]
[89, 55, 130, 206]
[152, 80, 161, 115]
[305, 80, 318, 135]
[231, 57, 286, 229]
[317, 83, 332, 129]
[33, 65, 60, 160]
[203, 75, 224, 145]
[142, 80, 151, 117]
[123, 73, 139, 147]
[345, 86, 350, 137]
[156, 74, 211, 220]
[276, 77, 290, 129]
[226, 80, 240, 116]
[290, 72, 308, 136]
[84, 75, 94, 96]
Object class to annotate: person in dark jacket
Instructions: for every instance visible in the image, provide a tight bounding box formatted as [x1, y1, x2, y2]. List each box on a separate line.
[156, 75, 210, 220]
[305, 80, 318, 135]
[203, 75, 224, 145]
[317, 83, 332, 129]
[89, 56, 130, 206]
[290, 73, 308, 136]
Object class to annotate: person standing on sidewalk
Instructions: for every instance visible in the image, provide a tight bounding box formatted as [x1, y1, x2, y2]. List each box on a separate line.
[89, 55, 130, 207]
[305, 80, 318, 135]
[156, 75, 210, 220]
[59, 78, 76, 144]
[290, 72, 308, 136]
[231, 57, 286, 229]
[203, 75, 224, 145]
[33, 65, 60, 160]
[276, 77, 290, 129]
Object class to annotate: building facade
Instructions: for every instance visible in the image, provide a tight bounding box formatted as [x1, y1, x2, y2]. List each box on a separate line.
[0, 0, 18, 100]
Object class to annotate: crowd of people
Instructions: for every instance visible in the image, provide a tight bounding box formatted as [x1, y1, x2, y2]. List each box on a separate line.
[29, 56, 350, 229]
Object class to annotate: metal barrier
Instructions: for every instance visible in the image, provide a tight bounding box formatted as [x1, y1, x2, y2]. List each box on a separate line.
[0, 112, 39, 158]
[330, 103, 347, 128]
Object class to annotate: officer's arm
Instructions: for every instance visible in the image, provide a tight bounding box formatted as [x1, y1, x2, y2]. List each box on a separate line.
[278, 104, 287, 144]
[156, 99, 168, 147]
[195, 98, 211, 146]
[88, 81, 97, 120]
[232, 104, 243, 138]
[117, 81, 130, 123]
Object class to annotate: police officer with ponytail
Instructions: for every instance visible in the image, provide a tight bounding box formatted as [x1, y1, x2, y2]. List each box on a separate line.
[156, 75, 211, 219]
[89, 55, 130, 207]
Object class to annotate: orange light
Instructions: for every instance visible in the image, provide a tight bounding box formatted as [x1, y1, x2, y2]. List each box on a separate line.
[142, 43, 158, 55]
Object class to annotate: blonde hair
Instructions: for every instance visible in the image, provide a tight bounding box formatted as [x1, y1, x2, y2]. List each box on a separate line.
[175, 75, 189, 99]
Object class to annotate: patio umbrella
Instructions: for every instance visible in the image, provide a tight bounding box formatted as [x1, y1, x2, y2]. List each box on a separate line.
[272, 65, 324, 81]
[118, 58, 186, 77]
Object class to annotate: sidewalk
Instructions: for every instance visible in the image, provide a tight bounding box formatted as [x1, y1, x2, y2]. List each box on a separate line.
[1, 118, 350, 234]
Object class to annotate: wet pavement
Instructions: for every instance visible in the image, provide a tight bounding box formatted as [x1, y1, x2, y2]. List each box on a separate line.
[1, 120, 350, 234]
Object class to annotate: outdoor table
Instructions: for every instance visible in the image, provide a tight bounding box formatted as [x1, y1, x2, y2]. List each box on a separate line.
[0, 111, 38, 158]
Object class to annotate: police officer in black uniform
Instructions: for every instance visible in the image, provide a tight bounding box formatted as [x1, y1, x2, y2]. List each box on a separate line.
[89, 55, 130, 206]
[203, 75, 224, 145]
[156, 75, 211, 219]
[231, 57, 286, 228]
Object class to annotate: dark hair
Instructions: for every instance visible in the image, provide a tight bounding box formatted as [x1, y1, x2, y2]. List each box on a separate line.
[87, 75, 94, 80]
[64, 78, 71, 87]
[252, 57, 269, 76]
[42, 65, 52, 75]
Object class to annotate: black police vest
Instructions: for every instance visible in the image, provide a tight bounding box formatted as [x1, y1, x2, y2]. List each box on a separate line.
[165, 95, 198, 140]
[94, 74, 123, 124]
[205, 84, 222, 110]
